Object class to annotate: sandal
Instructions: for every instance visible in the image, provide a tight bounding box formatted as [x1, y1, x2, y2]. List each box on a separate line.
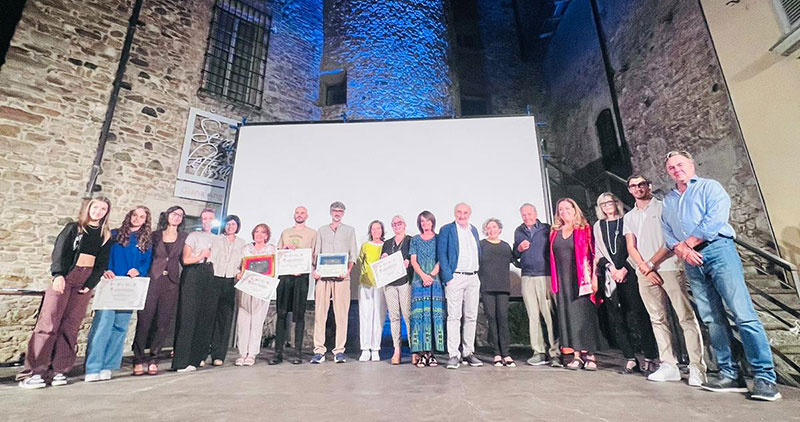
[494, 356, 503, 367]
[642, 359, 656, 375]
[416, 354, 428, 368]
[566, 356, 584, 370]
[618, 358, 640, 375]
[147, 363, 159, 375]
[503, 357, 516, 368]
[584, 355, 598, 371]
[411, 353, 419, 366]
[427, 354, 438, 367]
[391, 353, 401, 365]
[132, 363, 145, 376]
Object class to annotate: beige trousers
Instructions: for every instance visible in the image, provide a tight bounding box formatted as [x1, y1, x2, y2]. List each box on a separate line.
[637, 270, 706, 370]
[313, 279, 351, 355]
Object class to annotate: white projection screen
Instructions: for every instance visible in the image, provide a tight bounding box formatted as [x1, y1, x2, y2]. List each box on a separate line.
[226, 116, 550, 298]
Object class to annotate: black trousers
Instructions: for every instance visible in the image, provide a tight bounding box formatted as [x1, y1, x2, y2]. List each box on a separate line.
[606, 272, 658, 360]
[482, 292, 511, 357]
[209, 276, 236, 361]
[133, 275, 179, 364]
[171, 263, 213, 369]
[274, 274, 310, 356]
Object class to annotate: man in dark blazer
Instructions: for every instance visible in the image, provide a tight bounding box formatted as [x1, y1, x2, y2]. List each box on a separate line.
[438, 202, 483, 369]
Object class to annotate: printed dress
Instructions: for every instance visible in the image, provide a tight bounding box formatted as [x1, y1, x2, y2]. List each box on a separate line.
[409, 235, 446, 353]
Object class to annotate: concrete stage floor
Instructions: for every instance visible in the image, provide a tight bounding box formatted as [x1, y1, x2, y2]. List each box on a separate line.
[1, 350, 799, 421]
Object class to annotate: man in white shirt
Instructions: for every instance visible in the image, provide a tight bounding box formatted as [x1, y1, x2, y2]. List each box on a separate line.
[623, 175, 706, 386]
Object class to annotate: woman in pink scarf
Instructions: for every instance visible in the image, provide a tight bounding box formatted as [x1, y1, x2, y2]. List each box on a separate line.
[549, 198, 602, 370]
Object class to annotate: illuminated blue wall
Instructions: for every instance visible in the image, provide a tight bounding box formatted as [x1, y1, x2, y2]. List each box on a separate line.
[321, 0, 455, 120]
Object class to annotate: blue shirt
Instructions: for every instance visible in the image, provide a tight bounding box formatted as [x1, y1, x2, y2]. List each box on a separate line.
[661, 176, 736, 249]
[108, 229, 153, 277]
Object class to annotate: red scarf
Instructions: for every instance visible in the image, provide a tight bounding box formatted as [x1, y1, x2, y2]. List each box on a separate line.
[549, 225, 597, 304]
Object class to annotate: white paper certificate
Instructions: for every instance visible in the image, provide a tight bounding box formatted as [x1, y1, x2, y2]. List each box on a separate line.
[316, 253, 348, 278]
[276, 248, 313, 276]
[235, 270, 280, 302]
[370, 251, 407, 288]
[92, 276, 151, 310]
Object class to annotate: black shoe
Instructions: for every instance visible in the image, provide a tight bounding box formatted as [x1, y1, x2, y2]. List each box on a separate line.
[269, 355, 283, 365]
[701, 374, 748, 393]
[750, 378, 781, 401]
[291, 357, 303, 365]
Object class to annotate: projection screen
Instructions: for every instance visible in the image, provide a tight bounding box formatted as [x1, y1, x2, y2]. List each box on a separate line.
[226, 116, 549, 297]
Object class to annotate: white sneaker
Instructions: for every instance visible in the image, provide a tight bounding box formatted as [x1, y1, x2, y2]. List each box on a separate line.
[647, 362, 681, 382]
[370, 350, 380, 361]
[19, 375, 46, 389]
[688, 366, 706, 387]
[99, 370, 112, 381]
[51, 373, 68, 386]
[84, 373, 101, 383]
[358, 350, 371, 362]
[177, 365, 197, 373]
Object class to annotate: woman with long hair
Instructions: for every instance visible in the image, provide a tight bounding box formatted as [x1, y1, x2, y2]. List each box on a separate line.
[20, 196, 113, 389]
[357, 220, 388, 362]
[409, 211, 446, 367]
[131, 206, 187, 375]
[593, 192, 658, 375]
[550, 198, 602, 371]
[235, 223, 275, 366]
[84, 206, 153, 382]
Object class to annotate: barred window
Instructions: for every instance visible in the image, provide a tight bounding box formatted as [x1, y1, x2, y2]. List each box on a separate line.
[201, 0, 271, 107]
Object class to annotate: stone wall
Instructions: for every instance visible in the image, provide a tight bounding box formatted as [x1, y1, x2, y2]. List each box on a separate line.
[537, 0, 772, 245]
[0, 0, 323, 363]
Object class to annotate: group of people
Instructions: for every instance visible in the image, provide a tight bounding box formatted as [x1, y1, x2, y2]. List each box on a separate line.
[17, 151, 781, 401]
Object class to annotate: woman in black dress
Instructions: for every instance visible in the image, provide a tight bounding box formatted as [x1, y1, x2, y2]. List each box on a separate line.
[549, 198, 602, 370]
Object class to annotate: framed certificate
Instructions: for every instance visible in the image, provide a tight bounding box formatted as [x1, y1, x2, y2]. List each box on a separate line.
[242, 254, 275, 276]
[316, 253, 348, 278]
[92, 277, 151, 310]
[276, 248, 313, 276]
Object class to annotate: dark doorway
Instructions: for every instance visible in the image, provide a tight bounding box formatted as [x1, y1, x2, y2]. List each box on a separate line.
[596, 108, 631, 178]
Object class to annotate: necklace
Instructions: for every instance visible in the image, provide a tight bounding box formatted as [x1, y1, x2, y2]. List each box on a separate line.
[605, 219, 619, 255]
[392, 236, 405, 253]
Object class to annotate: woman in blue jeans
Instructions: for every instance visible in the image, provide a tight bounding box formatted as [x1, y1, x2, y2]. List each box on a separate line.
[84, 206, 153, 382]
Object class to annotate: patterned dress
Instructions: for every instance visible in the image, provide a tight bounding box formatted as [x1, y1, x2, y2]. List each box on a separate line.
[409, 234, 446, 353]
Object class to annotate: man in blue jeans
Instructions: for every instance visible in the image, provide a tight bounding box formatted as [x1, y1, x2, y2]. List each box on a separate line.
[661, 150, 780, 401]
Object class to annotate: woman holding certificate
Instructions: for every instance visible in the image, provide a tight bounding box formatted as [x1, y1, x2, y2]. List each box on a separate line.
[381, 215, 413, 365]
[235, 223, 276, 366]
[207, 215, 248, 366]
[132, 206, 188, 376]
[550, 198, 602, 371]
[85, 206, 153, 382]
[20, 197, 113, 389]
[409, 211, 446, 367]
[358, 220, 387, 362]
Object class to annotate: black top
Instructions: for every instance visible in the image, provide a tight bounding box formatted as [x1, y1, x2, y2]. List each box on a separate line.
[381, 235, 412, 287]
[597, 218, 629, 270]
[50, 222, 112, 290]
[478, 239, 514, 293]
[78, 225, 103, 256]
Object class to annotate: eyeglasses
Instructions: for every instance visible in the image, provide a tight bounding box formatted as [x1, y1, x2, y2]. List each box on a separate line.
[391, 221, 405, 227]
[664, 150, 692, 164]
[627, 181, 650, 190]
[599, 200, 616, 207]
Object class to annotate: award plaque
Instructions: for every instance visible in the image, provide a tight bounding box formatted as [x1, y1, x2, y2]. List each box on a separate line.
[242, 254, 275, 277]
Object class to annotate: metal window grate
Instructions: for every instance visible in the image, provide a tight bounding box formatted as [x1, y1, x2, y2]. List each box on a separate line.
[775, 0, 800, 31]
[201, 0, 271, 107]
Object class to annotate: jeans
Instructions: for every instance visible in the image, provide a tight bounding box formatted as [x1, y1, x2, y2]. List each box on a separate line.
[683, 238, 776, 383]
[85, 309, 134, 374]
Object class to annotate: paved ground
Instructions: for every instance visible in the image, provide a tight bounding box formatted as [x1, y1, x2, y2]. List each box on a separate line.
[1, 350, 799, 421]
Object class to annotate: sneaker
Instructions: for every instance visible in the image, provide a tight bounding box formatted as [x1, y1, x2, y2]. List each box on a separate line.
[750, 378, 782, 401]
[19, 375, 46, 389]
[51, 373, 68, 386]
[335, 353, 347, 363]
[527, 353, 547, 366]
[269, 355, 283, 365]
[688, 366, 706, 387]
[84, 373, 101, 383]
[647, 362, 681, 382]
[465, 354, 483, 367]
[177, 365, 197, 373]
[701, 374, 748, 393]
[370, 350, 380, 362]
[310, 354, 325, 364]
[99, 370, 112, 381]
[550, 357, 563, 368]
[358, 351, 370, 362]
[446, 356, 460, 369]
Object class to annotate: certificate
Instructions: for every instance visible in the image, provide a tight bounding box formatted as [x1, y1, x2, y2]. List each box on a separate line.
[235, 270, 280, 302]
[316, 253, 348, 278]
[370, 251, 407, 288]
[92, 276, 151, 310]
[242, 254, 275, 276]
[276, 248, 313, 276]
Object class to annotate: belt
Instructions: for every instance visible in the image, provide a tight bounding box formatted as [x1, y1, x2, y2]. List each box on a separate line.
[694, 234, 733, 252]
[454, 271, 478, 275]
